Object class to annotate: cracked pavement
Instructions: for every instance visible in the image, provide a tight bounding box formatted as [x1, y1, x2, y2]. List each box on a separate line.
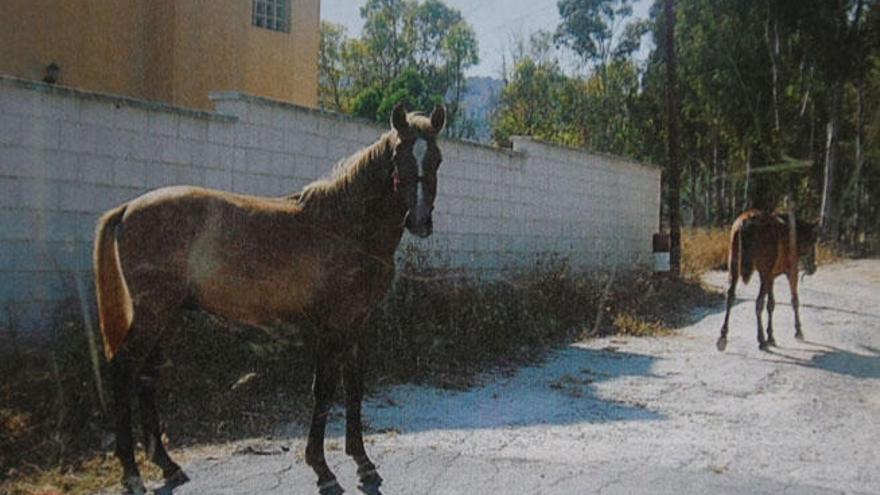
[138, 260, 880, 494]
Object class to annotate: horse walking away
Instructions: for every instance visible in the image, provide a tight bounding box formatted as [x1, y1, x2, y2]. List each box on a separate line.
[716, 209, 819, 352]
[94, 103, 446, 495]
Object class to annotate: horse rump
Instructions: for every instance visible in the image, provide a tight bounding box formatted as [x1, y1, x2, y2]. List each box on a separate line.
[730, 218, 760, 285]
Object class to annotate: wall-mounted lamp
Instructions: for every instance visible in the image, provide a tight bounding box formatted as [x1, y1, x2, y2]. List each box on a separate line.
[43, 62, 60, 84]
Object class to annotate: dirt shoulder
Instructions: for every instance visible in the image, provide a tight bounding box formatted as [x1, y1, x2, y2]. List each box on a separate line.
[149, 259, 879, 494]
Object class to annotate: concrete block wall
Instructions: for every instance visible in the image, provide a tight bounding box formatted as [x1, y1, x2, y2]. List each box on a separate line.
[0, 77, 660, 332]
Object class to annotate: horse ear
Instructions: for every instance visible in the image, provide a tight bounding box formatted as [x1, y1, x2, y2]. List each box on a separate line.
[391, 102, 409, 133]
[430, 105, 446, 133]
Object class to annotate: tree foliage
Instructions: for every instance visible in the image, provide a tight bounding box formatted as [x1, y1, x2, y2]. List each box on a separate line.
[493, 0, 880, 248]
[318, 0, 478, 133]
[555, 0, 649, 68]
[322, 0, 879, 247]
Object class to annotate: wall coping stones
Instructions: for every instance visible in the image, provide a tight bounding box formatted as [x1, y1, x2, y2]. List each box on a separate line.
[0, 76, 238, 123]
[209, 91, 523, 158]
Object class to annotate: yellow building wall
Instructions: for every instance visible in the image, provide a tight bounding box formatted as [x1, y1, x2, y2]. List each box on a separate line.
[243, 0, 319, 108]
[143, 0, 178, 105]
[169, 0, 249, 109]
[0, 0, 147, 98]
[0, 0, 319, 109]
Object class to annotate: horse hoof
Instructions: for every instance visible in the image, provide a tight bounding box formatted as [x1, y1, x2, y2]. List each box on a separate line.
[164, 469, 190, 489]
[122, 475, 146, 495]
[716, 337, 727, 352]
[766, 338, 777, 348]
[759, 342, 770, 351]
[358, 466, 383, 485]
[358, 481, 383, 495]
[795, 332, 805, 341]
[319, 480, 345, 495]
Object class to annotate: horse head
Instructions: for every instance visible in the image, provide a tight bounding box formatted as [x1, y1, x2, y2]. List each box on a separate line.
[798, 220, 820, 278]
[389, 102, 446, 238]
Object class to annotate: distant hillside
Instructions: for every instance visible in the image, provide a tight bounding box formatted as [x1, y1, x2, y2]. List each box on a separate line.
[450, 76, 503, 144]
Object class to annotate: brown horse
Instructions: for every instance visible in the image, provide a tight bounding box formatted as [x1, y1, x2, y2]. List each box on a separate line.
[716, 209, 819, 352]
[94, 103, 446, 495]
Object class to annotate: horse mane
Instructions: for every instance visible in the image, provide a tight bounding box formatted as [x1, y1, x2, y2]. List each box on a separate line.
[293, 131, 397, 216]
[292, 114, 437, 218]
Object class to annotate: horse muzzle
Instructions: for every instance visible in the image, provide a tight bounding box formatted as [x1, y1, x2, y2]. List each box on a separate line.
[404, 211, 433, 238]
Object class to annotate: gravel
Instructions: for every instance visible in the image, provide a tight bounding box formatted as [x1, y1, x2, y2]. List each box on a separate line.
[142, 260, 880, 495]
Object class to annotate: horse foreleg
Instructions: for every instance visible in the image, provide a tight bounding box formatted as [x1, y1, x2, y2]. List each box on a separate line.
[343, 342, 382, 494]
[137, 347, 188, 489]
[756, 276, 769, 350]
[306, 343, 344, 495]
[788, 272, 805, 340]
[765, 278, 777, 347]
[111, 355, 146, 495]
[717, 277, 737, 351]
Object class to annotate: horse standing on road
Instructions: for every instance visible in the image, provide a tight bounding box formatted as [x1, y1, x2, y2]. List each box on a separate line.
[94, 103, 446, 495]
[716, 209, 819, 352]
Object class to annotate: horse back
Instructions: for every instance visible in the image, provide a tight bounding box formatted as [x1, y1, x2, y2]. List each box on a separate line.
[113, 185, 397, 333]
[114, 186, 325, 324]
[731, 209, 797, 284]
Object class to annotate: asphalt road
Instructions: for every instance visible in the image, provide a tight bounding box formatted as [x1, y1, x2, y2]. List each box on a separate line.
[140, 260, 880, 495]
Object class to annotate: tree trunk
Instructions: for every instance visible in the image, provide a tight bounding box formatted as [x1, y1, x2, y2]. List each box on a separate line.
[849, 82, 866, 246]
[765, 3, 781, 134]
[714, 142, 725, 226]
[690, 160, 699, 226]
[704, 173, 711, 227]
[847, 0, 866, 247]
[743, 146, 751, 210]
[820, 86, 841, 241]
[664, 0, 682, 277]
[730, 177, 737, 223]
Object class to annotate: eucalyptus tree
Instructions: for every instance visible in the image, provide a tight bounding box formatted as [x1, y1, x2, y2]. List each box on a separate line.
[555, 0, 650, 151]
[319, 0, 478, 128]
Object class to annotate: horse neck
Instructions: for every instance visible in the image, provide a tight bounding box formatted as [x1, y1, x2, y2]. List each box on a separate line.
[301, 136, 407, 249]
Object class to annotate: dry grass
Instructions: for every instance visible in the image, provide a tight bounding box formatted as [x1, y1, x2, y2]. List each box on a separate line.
[612, 313, 671, 337]
[680, 226, 842, 279]
[0, 251, 721, 494]
[681, 227, 730, 278]
[816, 242, 841, 265]
[5, 453, 161, 495]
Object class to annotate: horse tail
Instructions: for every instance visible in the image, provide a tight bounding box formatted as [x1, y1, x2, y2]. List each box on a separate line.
[728, 218, 755, 285]
[728, 226, 742, 284]
[738, 220, 758, 285]
[94, 204, 132, 361]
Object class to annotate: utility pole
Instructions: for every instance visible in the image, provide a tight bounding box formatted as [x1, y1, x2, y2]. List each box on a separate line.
[665, 0, 682, 277]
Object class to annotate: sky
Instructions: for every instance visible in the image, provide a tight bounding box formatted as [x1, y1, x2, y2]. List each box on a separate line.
[321, 0, 654, 78]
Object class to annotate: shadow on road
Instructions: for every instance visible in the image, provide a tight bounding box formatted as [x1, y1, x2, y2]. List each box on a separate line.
[365, 346, 665, 435]
[807, 343, 880, 379]
[751, 341, 880, 380]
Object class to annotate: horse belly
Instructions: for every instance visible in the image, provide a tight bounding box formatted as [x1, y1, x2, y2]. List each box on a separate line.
[192, 258, 321, 327]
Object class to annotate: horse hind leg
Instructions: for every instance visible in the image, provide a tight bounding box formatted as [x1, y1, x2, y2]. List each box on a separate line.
[717, 274, 737, 351]
[137, 346, 189, 489]
[343, 343, 382, 494]
[756, 275, 769, 350]
[306, 341, 345, 495]
[765, 279, 777, 347]
[110, 353, 146, 494]
[112, 276, 187, 493]
[788, 273, 805, 341]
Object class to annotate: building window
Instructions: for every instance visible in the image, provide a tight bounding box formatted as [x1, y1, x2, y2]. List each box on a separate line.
[253, 0, 289, 33]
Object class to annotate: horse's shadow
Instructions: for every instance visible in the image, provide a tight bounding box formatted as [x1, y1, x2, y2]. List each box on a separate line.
[806, 342, 880, 379]
[760, 341, 880, 379]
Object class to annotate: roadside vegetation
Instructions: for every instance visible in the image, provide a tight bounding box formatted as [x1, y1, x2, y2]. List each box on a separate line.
[1, 245, 720, 495]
